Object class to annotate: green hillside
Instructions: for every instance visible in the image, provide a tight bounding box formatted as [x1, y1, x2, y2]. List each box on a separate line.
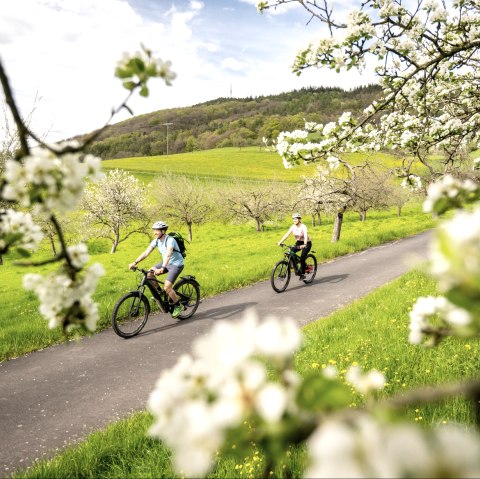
[85, 84, 382, 160]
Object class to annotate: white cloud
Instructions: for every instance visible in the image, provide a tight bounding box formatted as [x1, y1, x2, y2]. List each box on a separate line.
[221, 58, 246, 72]
[0, 0, 378, 143]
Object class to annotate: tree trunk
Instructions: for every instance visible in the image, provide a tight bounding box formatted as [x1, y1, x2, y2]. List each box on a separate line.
[111, 230, 120, 254]
[255, 218, 262, 232]
[316, 210, 322, 226]
[397, 206, 402, 217]
[187, 222, 193, 242]
[331, 212, 343, 242]
[311, 212, 315, 227]
[359, 210, 366, 222]
[0, 255, 3, 266]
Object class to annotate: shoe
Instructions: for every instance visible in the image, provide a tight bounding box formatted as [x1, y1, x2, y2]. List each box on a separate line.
[299, 274, 306, 280]
[171, 302, 184, 318]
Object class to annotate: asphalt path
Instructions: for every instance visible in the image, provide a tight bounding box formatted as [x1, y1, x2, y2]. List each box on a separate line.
[0, 230, 431, 475]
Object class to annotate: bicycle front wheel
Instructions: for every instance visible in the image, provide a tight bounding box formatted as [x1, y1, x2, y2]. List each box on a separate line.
[271, 260, 291, 293]
[174, 279, 200, 319]
[111, 291, 150, 338]
[303, 254, 317, 284]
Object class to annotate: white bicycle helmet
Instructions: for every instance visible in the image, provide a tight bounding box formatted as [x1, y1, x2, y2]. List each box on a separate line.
[152, 220, 168, 230]
[292, 213, 302, 219]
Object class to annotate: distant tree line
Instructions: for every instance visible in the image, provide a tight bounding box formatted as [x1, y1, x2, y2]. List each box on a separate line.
[82, 84, 381, 160]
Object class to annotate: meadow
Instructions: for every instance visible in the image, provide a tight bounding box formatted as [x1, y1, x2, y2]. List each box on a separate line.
[101, 146, 427, 182]
[0, 205, 434, 362]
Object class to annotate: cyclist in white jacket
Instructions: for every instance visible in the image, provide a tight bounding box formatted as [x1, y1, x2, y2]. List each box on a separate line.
[277, 213, 312, 279]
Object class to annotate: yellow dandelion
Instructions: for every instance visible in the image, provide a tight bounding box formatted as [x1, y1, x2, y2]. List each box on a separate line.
[465, 344, 472, 350]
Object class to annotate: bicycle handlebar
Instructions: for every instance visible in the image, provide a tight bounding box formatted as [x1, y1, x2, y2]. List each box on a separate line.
[279, 243, 295, 249]
[130, 266, 158, 276]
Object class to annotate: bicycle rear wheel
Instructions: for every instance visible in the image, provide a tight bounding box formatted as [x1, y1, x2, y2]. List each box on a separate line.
[112, 291, 150, 338]
[303, 254, 317, 284]
[174, 279, 200, 319]
[271, 260, 291, 293]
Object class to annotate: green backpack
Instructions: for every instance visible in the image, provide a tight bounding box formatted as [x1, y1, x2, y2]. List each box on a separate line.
[168, 231, 188, 258]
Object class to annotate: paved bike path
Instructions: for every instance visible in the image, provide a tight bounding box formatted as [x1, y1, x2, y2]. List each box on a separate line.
[0, 231, 431, 475]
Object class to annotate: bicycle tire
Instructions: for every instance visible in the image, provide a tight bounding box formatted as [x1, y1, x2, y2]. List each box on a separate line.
[174, 279, 200, 319]
[111, 291, 150, 338]
[303, 254, 317, 284]
[271, 259, 291, 293]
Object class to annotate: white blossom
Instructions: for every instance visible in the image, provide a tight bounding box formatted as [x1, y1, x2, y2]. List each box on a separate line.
[306, 415, 480, 478]
[430, 206, 480, 290]
[346, 365, 386, 394]
[67, 243, 90, 269]
[23, 263, 104, 330]
[0, 209, 43, 252]
[2, 148, 102, 214]
[326, 155, 341, 170]
[255, 382, 288, 422]
[254, 315, 302, 360]
[148, 310, 302, 477]
[401, 175, 422, 191]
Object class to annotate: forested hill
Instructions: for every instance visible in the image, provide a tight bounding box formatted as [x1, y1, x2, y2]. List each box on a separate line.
[84, 84, 382, 160]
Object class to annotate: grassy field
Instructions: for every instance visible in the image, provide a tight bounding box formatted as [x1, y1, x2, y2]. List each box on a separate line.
[101, 147, 423, 183]
[0, 205, 435, 362]
[13, 268, 480, 479]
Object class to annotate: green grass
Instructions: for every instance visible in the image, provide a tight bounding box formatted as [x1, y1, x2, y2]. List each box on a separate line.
[101, 147, 416, 183]
[0, 204, 435, 362]
[13, 269, 480, 479]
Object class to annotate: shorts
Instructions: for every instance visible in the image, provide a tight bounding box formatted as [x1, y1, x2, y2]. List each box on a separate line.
[153, 263, 184, 283]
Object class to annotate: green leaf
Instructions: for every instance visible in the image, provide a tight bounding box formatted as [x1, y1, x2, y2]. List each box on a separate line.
[122, 80, 136, 91]
[16, 247, 32, 258]
[296, 374, 351, 412]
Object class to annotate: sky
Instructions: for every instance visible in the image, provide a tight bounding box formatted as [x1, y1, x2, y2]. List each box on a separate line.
[0, 0, 377, 142]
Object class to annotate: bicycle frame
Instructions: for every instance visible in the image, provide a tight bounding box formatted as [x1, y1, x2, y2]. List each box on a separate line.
[281, 245, 303, 275]
[135, 269, 172, 313]
[271, 244, 317, 293]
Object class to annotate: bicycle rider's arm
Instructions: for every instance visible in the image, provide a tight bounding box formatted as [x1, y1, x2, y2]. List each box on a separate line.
[277, 226, 293, 246]
[129, 245, 154, 270]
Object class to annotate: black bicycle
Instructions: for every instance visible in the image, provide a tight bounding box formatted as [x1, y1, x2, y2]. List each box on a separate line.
[112, 267, 201, 338]
[271, 244, 317, 293]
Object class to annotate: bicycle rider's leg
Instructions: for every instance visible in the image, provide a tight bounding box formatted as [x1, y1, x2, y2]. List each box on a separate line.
[299, 241, 312, 274]
[163, 265, 184, 303]
[293, 241, 303, 273]
[148, 262, 163, 287]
